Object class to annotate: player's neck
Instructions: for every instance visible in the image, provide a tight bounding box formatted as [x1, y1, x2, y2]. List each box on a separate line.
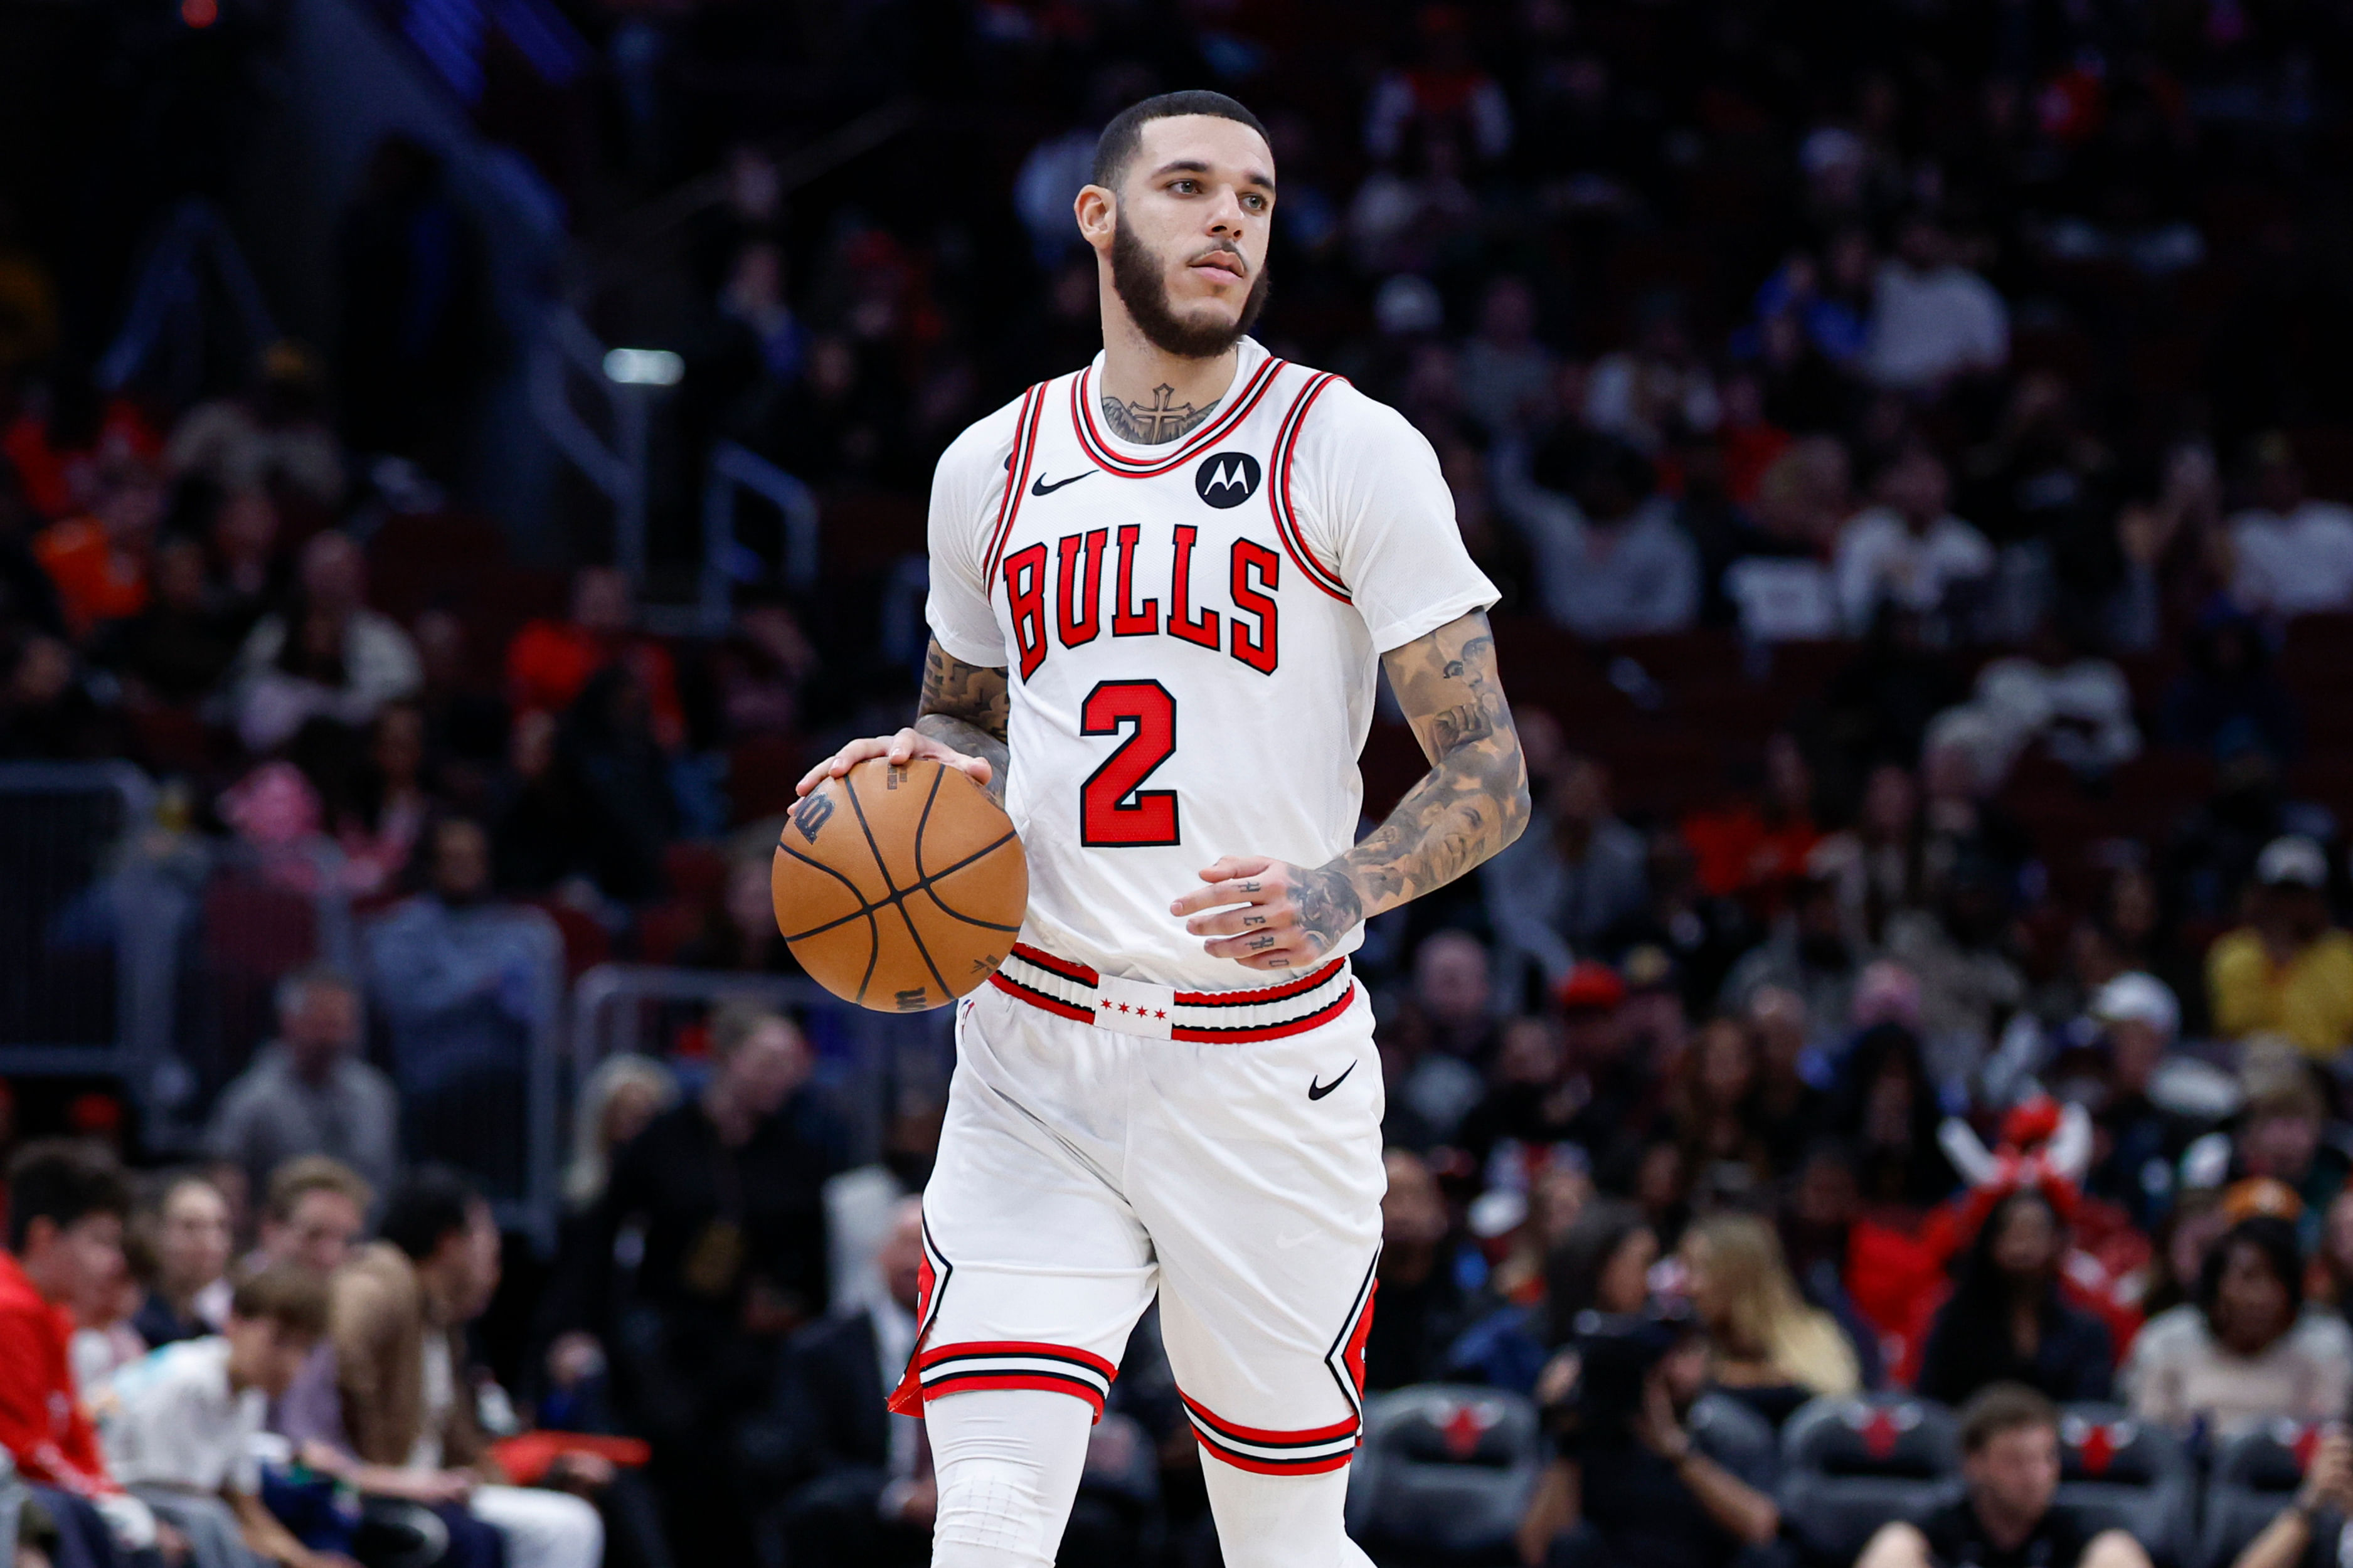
[1096, 297, 1241, 445]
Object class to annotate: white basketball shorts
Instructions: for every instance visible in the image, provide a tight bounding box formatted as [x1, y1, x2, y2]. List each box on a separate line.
[890, 943, 1385, 1475]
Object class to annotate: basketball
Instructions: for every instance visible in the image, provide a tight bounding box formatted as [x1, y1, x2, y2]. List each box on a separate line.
[771, 757, 1028, 1012]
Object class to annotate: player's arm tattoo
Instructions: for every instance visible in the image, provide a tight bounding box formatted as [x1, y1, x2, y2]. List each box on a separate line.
[1100, 383, 1221, 444]
[1303, 612, 1530, 945]
[914, 638, 1012, 801]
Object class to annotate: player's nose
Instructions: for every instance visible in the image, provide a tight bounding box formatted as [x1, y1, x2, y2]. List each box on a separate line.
[1204, 186, 1250, 235]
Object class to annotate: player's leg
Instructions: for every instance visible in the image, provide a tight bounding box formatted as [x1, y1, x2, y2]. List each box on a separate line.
[915, 990, 1160, 1565]
[927, 1387, 1097, 1567]
[1127, 989, 1386, 1568]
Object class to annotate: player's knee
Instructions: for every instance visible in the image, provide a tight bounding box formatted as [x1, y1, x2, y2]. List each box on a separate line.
[2079, 1528, 2153, 1568]
[928, 1389, 1095, 1568]
[1856, 1521, 1931, 1568]
[1198, 1453, 1358, 1568]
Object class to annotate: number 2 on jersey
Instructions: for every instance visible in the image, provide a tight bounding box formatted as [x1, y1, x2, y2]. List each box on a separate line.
[1079, 680, 1179, 847]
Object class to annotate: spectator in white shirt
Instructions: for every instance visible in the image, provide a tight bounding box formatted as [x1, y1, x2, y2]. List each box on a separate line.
[100, 1263, 347, 1568]
[1494, 435, 1700, 639]
[1835, 443, 1995, 635]
[2227, 434, 2353, 619]
[1865, 216, 2010, 391]
[1585, 298, 1721, 455]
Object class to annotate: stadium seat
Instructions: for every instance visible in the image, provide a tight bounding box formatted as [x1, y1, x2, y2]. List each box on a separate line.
[1689, 1389, 1779, 1485]
[1344, 1384, 1542, 1567]
[2053, 1404, 2194, 1567]
[1778, 1394, 1962, 1568]
[2201, 1421, 2323, 1568]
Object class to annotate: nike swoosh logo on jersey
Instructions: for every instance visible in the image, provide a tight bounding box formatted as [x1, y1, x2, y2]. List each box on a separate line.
[1031, 470, 1095, 496]
[1307, 1062, 1356, 1101]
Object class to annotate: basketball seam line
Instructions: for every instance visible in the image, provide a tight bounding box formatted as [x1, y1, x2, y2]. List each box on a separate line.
[911, 766, 1025, 935]
[844, 768, 952, 1001]
[772, 838, 884, 1002]
[775, 826, 1022, 943]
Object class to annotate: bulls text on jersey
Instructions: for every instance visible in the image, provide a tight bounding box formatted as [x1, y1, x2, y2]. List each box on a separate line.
[999, 522, 1280, 681]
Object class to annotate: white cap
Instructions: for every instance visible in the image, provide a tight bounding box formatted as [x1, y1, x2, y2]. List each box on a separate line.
[2090, 972, 2179, 1041]
[2258, 834, 2330, 889]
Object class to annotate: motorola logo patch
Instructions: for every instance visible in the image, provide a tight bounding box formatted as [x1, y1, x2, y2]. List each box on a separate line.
[1194, 452, 1263, 508]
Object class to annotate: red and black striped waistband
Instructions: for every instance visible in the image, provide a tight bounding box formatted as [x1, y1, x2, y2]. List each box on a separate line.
[989, 942, 1355, 1042]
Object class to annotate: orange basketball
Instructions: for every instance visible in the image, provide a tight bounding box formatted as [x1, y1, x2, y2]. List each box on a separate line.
[770, 757, 1028, 1012]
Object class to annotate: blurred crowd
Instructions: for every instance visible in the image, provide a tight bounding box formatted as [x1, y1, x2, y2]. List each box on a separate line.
[11, 0, 2353, 1565]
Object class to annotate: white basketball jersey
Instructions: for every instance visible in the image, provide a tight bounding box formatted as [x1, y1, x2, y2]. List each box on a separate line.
[926, 338, 1497, 990]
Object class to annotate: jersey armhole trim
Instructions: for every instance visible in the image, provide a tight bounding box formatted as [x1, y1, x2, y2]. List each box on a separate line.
[982, 383, 1051, 585]
[1268, 371, 1352, 604]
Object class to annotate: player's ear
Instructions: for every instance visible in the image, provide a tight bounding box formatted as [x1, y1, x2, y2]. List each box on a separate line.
[1075, 184, 1117, 253]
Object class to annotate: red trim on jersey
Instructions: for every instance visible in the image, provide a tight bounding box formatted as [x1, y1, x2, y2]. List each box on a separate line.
[923, 1371, 1110, 1415]
[1177, 1390, 1361, 1473]
[921, 1341, 1119, 1380]
[1172, 957, 1344, 1007]
[915, 1341, 1118, 1419]
[1168, 985, 1355, 1042]
[1009, 942, 1100, 985]
[1267, 372, 1351, 604]
[983, 384, 1050, 584]
[1179, 1392, 1360, 1448]
[1192, 1446, 1357, 1476]
[988, 971, 1097, 1022]
[1070, 357, 1287, 477]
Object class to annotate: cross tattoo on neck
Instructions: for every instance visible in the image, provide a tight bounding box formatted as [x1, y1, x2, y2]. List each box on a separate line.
[1102, 383, 1219, 445]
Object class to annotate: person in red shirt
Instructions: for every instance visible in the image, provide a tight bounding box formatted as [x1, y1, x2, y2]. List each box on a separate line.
[32, 455, 166, 637]
[504, 566, 683, 749]
[0, 1138, 133, 1500]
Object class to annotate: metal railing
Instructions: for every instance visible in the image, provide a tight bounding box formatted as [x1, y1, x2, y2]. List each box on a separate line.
[360, 901, 566, 1244]
[567, 963, 956, 1179]
[0, 763, 172, 1098]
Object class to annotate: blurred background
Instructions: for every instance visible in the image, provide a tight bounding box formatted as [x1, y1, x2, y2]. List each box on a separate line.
[9, 0, 2353, 1565]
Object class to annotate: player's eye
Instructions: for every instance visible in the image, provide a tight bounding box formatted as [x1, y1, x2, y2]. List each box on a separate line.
[1243, 193, 1268, 212]
[1171, 179, 1199, 194]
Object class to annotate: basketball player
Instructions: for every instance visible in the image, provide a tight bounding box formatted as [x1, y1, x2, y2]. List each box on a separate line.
[795, 90, 1530, 1567]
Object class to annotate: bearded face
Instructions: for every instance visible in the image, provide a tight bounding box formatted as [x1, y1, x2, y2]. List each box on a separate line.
[1108, 211, 1271, 359]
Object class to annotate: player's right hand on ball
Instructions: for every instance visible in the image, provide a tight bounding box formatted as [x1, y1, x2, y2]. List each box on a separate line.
[795, 728, 994, 796]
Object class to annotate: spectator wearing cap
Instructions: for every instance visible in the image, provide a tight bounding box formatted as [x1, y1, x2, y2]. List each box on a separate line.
[1859, 1384, 2149, 1568]
[2122, 1214, 2353, 1434]
[2207, 836, 2353, 1058]
[1483, 756, 1649, 993]
[2083, 973, 2196, 1230]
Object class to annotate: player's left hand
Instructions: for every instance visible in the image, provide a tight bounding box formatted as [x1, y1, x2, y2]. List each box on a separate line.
[1171, 855, 1360, 972]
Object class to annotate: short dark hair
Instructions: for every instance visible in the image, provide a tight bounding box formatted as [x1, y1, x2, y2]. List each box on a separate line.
[6, 1138, 133, 1253]
[1092, 91, 1269, 190]
[229, 1260, 331, 1340]
[1958, 1382, 2059, 1454]
[378, 1166, 482, 1263]
[265, 1156, 375, 1225]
